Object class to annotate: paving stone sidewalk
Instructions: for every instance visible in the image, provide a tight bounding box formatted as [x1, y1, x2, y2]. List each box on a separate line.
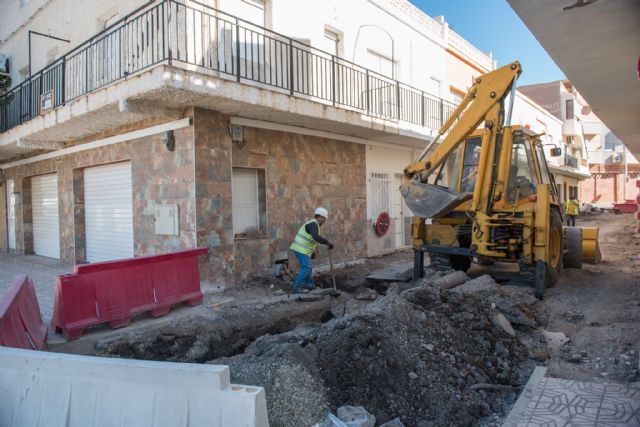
[0, 252, 71, 323]
[504, 367, 640, 426]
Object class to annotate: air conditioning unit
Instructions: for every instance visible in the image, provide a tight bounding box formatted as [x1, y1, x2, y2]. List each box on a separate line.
[0, 53, 9, 75]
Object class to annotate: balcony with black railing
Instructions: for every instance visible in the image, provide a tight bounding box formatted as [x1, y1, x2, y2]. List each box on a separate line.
[0, 0, 456, 137]
[564, 153, 579, 169]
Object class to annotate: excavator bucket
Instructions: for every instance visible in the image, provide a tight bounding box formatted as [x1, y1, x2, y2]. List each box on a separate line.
[401, 181, 472, 218]
[581, 227, 601, 264]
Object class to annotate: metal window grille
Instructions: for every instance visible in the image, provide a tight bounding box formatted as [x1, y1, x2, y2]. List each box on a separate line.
[370, 172, 391, 221]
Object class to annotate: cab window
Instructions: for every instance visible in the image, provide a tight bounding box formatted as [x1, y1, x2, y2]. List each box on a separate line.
[434, 145, 462, 192]
[460, 137, 482, 193]
[534, 143, 552, 185]
[508, 139, 537, 203]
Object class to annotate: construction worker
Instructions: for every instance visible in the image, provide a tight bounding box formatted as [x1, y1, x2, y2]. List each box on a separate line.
[564, 195, 580, 226]
[290, 207, 334, 294]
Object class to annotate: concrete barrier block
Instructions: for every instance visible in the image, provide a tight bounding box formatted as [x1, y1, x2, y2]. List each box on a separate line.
[0, 347, 269, 427]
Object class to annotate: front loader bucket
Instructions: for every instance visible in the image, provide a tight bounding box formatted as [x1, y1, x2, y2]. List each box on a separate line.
[581, 227, 601, 264]
[401, 181, 472, 218]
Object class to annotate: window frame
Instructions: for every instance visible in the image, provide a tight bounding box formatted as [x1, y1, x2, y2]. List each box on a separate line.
[231, 167, 267, 239]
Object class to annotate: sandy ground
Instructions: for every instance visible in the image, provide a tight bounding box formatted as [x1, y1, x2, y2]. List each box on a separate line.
[46, 211, 639, 426]
[542, 212, 640, 384]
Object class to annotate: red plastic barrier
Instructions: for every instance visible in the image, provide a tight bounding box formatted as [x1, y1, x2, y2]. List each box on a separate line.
[0, 275, 47, 350]
[612, 200, 638, 214]
[51, 248, 208, 340]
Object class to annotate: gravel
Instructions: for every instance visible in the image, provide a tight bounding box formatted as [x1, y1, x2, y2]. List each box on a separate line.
[209, 278, 539, 426]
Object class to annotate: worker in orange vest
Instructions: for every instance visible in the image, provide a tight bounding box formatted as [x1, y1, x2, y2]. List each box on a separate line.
[564, 195, 580, 227]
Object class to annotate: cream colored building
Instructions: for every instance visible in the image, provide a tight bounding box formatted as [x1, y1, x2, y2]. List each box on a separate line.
[518, 81, 591, 203]
[0, 0, 482, 282]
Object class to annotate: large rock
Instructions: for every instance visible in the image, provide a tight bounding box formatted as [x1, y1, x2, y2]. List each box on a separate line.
[336, 405, 376, 427]
[492, 312, 516, 337]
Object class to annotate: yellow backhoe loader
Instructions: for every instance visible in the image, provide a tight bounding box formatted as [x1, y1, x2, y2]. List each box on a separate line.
[402, 61, 599, 298]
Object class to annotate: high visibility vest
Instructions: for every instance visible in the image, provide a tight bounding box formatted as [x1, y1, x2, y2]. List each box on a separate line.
[564, 199, 579, 216]
[290, 219, 320, 256]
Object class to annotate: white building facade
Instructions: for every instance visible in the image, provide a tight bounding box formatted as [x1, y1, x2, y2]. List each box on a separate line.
[1, 0, 489, 283]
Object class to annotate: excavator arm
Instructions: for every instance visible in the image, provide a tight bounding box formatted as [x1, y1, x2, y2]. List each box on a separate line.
[402, 62, 521, 218]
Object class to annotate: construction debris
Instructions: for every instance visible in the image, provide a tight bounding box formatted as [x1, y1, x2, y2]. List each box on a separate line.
[542, 330, 571, 351]
[211, 275, 538, 426]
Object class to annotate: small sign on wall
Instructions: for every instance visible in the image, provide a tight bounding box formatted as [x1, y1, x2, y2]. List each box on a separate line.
[40, 90, 54, 113]
[154, 204, 179, 235]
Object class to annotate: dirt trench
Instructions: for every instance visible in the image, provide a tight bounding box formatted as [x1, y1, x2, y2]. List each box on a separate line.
[87, 212, 639, 427]
[94, 295, 337, 363]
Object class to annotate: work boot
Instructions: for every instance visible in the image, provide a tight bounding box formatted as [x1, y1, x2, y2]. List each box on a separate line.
[292, 288, 302, 294]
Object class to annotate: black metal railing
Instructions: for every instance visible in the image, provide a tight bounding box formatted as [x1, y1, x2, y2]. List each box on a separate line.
[565, 153, 579, 169]
[1, 0, 456, 133]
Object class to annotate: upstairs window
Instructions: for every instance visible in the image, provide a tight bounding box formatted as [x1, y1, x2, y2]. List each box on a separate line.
[367, 49, 394, 78]
[565, 99, 574, 120]
[323, 29, 340, 56]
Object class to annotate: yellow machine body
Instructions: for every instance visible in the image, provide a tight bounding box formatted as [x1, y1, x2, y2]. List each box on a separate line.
[402, 61, 598, 297]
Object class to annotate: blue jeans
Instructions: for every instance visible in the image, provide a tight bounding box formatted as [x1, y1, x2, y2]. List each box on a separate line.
[293, 250, 315, 290]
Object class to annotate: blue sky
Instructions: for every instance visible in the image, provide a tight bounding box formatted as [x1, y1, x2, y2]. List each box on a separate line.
[409, 0, 566, 85]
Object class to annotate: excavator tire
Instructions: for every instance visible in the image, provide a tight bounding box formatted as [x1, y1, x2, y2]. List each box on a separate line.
[533, 209, 563, 299]
[564, 227, 583, 269]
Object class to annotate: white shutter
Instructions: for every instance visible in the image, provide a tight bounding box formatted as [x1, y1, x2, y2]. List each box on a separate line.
[6, 179, 16, 250]
[232, 168, 259, 235]
[31, 174, 60, 259]
[84, 162, 134, 262]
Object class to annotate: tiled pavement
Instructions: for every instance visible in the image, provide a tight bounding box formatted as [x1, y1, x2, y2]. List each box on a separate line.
[504, 367, 640, 426]
[0, 252, 72, 323]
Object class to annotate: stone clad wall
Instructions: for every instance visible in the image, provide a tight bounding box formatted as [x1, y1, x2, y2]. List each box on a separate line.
[2, 107, 371, 287]
[193, 109, 235, 289]
[1, 124, 197, 263]
[232, 125, 367, 282]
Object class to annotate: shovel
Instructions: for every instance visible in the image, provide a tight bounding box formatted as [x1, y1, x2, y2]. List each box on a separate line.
[328, 248, 340, 297]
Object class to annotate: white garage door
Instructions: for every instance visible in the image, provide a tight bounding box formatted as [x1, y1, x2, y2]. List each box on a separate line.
[84, 162, 134, 262]
[6, 179, 16, 250]
[31, 174, 60, 259]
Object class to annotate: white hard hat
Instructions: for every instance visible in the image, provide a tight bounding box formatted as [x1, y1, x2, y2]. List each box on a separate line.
[314, 207, 328, 218]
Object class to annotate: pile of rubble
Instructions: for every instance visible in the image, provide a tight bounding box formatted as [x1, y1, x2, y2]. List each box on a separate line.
[212, 273, 541, 426]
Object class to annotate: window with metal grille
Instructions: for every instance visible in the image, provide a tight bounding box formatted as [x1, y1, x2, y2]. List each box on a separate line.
[370, 172, 391, 221]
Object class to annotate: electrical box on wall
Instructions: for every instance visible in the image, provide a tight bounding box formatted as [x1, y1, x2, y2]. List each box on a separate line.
[154, 204, 179, 235]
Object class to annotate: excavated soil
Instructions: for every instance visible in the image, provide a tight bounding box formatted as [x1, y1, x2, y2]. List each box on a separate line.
[90, 212, 639, 427]
[210, 275, 542, 427]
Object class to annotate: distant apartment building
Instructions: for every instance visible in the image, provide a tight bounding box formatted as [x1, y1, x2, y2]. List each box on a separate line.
[2, 0, 499, 286]
[581, 122, 639, 208]
[518, 80, 591, 204]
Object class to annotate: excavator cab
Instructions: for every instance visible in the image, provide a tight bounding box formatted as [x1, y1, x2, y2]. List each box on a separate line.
[402, 61, 598, 298]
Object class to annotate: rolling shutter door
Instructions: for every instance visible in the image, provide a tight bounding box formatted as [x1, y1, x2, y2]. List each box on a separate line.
[84, 162, 134, 262]
[232, 168, 259, 235]
[31, 174, 60, 259]
[7, 179, 16, 250]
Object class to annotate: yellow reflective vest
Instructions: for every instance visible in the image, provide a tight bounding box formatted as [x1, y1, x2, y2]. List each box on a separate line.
[564, 199, 580, 216]
[290, 219, 320, 255]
